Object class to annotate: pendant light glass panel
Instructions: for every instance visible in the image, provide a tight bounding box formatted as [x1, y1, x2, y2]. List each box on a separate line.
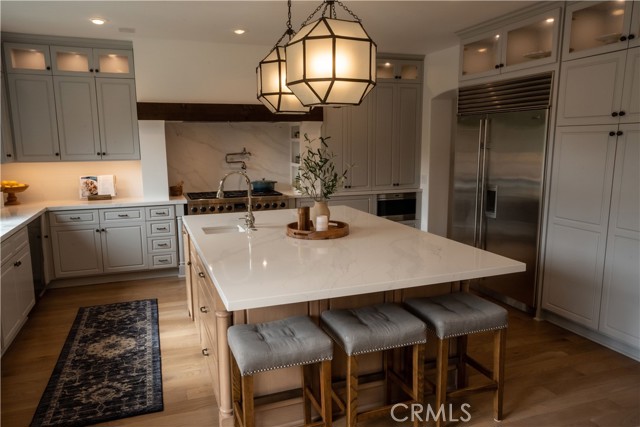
[257, 47, 310, 113]
[285, 17, 376, 106]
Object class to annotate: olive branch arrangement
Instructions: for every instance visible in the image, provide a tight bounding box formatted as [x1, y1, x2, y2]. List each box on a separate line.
[294, 134, 350, 202]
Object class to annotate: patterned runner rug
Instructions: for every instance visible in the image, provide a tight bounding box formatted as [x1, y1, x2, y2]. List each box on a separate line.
[31, 299, 163, 426]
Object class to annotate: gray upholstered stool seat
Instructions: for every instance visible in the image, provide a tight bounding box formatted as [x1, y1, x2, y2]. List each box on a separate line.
[321, 303, 426, 427]
[404, 292, 508, 339]
[405, 292, 508, 427]
[228, 316, 333, 427]
[228, 315, 333, 375]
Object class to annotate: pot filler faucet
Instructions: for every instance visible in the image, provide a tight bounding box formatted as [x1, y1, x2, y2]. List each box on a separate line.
[216, 171, 256, 230]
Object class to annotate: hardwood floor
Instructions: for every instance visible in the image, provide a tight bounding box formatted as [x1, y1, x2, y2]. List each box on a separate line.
[1, 277, 639, 427]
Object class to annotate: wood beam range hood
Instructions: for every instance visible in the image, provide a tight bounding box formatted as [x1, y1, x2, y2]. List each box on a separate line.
[137, 102, 323, 122]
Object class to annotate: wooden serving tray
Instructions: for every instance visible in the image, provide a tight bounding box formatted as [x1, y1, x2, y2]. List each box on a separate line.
[286, 221, 349, 240]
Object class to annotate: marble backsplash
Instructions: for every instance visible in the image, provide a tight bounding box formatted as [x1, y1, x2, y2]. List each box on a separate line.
[165, 122, 293, 193]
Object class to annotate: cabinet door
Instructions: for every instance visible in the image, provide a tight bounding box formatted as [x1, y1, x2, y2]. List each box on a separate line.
[376, 59, 422, 83]
[7, 74, 60, 161]
[394, 85, 420, 188]
[343, 96, 371, 191]
[50, 46, 94, 75]
[599, 124, 640, 349]
[53, 76, 101, 161]
[322, 106, 347, 190]
[1, 72, 15, 163]
[101, 223, 147, 273]
[372, 84, 394, 189]
[562, 1, 634, 60]
[620, 47, 640, 124]
[327, 195, 372, 213]
[542, 125, 617, 329]
[3, 43, 52, 75]
[502, 8, 560, 73]
[556, 50, 627, 126]
[13, 247, 35, 320]
[50, 226, 103, 277]
[460, 31, 503, 80]
[0, 246, 34, 350]
[95, 78, 140, 160]
[93, 49, 135, 78]
[630, 1, 640, 49]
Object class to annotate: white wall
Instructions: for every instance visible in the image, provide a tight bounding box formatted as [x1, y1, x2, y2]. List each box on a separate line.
[133, 38, 272, 103]
[420, 45, 459, 235]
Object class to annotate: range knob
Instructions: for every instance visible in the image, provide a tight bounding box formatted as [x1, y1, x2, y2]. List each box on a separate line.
[217, 206, 225, 212]
[271, 203, 278, 209]
[209, 206, 216, 212]
[200, 206, 207, 213]
[263, 203, 270, 209]
[191, 207, 198, 213]
[279, 202, 286, 208]
[226, 205, 232, 211]
[255, 203, 262, 210]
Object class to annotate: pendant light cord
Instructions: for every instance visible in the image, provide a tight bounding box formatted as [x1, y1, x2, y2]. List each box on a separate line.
[300, 0, 361, 27]
[271, 0, 295, 50]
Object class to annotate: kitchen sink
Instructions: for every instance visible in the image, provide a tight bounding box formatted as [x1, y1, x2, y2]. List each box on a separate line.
[202, 225, 247, 234]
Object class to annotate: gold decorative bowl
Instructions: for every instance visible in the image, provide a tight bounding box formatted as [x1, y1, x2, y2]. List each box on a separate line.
[1, 184, 29, 205]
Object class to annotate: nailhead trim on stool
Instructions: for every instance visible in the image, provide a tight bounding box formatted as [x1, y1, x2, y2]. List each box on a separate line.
[321, 303, 427, 427]
[228, 316, 333, 427]
[405, 292, 508, 427]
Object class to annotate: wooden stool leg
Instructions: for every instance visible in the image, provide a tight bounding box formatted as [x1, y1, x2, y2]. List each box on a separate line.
[231, 355, 243, 427]
[493, 328, 506, 421]
[320, 360, 333, 427]
[413, 343, 426, 427]
[242, 375, 255, 427]
[302, 364, 313, 425]
[346, 355, 359, 427]
[456, 335, 468, 389]
[384, 350, 392, 404]
[436, 338, 450, 427]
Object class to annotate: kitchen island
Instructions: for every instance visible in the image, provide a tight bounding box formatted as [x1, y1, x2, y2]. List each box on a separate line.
[183, 206, 525, 425]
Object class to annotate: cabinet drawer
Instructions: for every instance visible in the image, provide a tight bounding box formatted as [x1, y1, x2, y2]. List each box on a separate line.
[49, 210, 99, 226]
[150, 253, 176, 268]
[147, 220, 175, 236]
[146, 206, 175, 220]
[1, 227, 29, 263]
[101, 208, 144, 222]
[147, 236, 176, 253]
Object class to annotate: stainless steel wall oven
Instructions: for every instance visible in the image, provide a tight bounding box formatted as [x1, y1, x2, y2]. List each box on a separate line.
[376, 193, 417, 228]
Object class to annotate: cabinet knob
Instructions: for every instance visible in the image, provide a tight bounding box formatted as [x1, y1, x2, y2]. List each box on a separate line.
[200, 306, 209, 313]
[102, 152, 106, 156]
[46, 66, 51, 70]
[619, 111, 626, 117]
[620, 35, 627, 42]
[629, 34, 636, 40]
[55, 152, 60, 156]
[617, 131, 623, 136]
[187, 261, 192, 266]
[101, 228, 106, 232]
[202, 348, 209, 356]
[609, 131, 616, 136]
[494, 64, 500, 69]
[89, 68, 94, 72]
[499, 63, 505, 68]
[13, 260, 22, 267]
[198, 272, 205, 278]
[96, 229, 101, 232]
[6, 154, 11, 158]
[97, 152, 101, 156]
[95, 69, 100, 73]
[612, 112, 619, 117]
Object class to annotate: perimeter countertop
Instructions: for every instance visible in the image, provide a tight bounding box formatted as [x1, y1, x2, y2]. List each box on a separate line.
[182, 206, 525, 311]
[1, 197, 187, 242]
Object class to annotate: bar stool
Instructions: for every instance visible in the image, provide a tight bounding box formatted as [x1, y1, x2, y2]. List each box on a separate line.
[320, 303, 426, 427]
[227, 316, 334, 427]
[404, 292, 508, 427]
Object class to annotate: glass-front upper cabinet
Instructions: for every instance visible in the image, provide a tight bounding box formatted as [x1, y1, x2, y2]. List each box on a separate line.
[3, 43, 52, 74]
[563, 1, 638, 60]
[460, 9, 560, 81]
[51, 46, 134, 78]
[376, 58, 423, 83]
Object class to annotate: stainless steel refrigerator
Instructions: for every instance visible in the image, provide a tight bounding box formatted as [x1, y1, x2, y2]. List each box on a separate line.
[449, 73, 552, 312]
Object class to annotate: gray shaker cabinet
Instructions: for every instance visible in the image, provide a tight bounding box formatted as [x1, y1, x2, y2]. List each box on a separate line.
[96, 78, 140, 160]
[6, 73, 60, 161]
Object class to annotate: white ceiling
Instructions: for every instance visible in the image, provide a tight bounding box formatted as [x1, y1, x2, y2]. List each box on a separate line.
[0, 1, 535, 55]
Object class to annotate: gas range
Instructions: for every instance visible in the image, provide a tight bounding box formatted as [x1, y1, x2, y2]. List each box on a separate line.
[185, 190, 290, 215]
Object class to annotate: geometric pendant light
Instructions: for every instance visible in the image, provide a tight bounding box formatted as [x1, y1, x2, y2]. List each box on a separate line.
[256, 0, 311, 114]
[285, 0, 377, 107]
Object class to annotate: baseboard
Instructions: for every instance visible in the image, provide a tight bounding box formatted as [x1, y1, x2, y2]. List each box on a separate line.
[47, 268, 180, 289]
[541, 310, 640, 362]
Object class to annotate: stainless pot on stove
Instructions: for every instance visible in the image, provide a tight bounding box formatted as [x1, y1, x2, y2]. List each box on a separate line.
[251, 179, 277, 192]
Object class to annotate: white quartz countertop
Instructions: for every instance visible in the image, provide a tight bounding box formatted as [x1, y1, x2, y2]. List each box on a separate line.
[1, 197, 186, 242]
[183, 206, 525, 311]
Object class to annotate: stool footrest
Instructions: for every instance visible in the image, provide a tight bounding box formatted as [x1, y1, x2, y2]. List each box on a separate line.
[448, 382, 498, 398]
[466, 355, 493, 378]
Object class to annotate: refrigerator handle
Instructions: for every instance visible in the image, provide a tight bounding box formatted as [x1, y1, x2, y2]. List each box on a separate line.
[473, 119, 485, 247]
[477, 118, 490, 248]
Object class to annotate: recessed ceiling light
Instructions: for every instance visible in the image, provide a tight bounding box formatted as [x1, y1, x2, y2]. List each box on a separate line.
[90, 18, 106, 25]
[234, 29, 246, 35]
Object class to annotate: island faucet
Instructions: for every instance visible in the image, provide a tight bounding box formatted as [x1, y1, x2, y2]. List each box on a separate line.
[216, 171, 256, 230]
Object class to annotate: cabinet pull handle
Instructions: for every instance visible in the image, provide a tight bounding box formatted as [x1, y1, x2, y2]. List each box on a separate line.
[157, 227, 168, 231]
[200, 306, 209, 313]
[202, 348, 209, 356]
[13, 260, 21, 267]
[617, 131, 623, 136]
[117, 214, 129, 217]
[198, 272, 205, 278]
[70, 216, 81, 220]
[157, 258, 170, 263]
[158, 243, 169, 247]
[155, 212, 168, 215]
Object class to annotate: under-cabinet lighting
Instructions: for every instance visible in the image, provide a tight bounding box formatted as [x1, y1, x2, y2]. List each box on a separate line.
[611, 9, 625, 16]
[478, 48, 487, 53]
[545, 18, 555, 23]
[90, 18, 106, 25]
